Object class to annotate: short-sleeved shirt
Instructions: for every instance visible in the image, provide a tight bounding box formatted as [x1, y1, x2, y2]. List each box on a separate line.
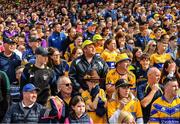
[106, 69, 136, 90]
[149, 95, 180, 124]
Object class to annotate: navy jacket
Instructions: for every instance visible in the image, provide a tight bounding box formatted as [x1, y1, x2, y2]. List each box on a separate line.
[0, 52, 21, 84]
[3, 102, 43, 123]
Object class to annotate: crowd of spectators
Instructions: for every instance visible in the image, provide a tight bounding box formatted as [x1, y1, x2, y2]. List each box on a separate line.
[0, 0, 179, 123]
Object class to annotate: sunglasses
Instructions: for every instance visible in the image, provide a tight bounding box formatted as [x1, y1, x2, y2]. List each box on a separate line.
[62, 83, 71, 87]
[152, 44, 157, 47]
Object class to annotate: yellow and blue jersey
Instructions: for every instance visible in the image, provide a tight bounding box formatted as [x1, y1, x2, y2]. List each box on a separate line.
[82, 88, 107, 123]
[101, 49, 118, 69]
[149, 95, 180, 124]
[106, 69, 136, 90]
[150, 53, 171, 69]
[95, 46, 104, 56]
[107, 95, 143, 121]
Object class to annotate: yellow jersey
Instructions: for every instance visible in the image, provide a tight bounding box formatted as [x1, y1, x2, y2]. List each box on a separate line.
[106, 69, 136, 90]
[81, 88, 107, 123]
[100, 49, 118, 69]
[107, 95, 143, 120]
[150, 53, 171, 69]
[149, 95, 180, 124]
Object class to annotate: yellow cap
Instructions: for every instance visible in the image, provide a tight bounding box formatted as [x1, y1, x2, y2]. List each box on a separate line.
[82, 40, 94, 49]
[93, 34, 104, 42]
[154, 14, 160, 18]
[116, 53, 131, 63]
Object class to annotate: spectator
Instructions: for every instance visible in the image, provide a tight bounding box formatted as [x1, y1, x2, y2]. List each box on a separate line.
[22, 37, 41, 64]
[48, 23, 67, 53]
[56, 76, 73, 123]
[143, 40, 157, 56]
[65, 95, 93, 124]
[166, 36, 178, 60]
[21, 47, 55, 105]
[150, 39, 171, 70]
[136, 54, 150, 86]
[92, 34, 105, 56]
[101, 38, 119, 69]
[149, 77, 179, 124]
[106, 53, 136, 94]
[137, 67, 163, 123]
[83, 22, 97, 40]
[0, 71, 10, 122]
[10, 65, 24, 104]
[82, 69, 107, 123]
[69, 40, 108, 93]
[0, 38, 21, 84]
[2, 83, 43, 123]
[108, 79, 143, 123]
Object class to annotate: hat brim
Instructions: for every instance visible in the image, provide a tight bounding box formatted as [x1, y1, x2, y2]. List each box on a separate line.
[23, 87, 40, 92]
[82, 42, 94, 49]
[116, 58, 131, 63]
[116, 83, 133, 88]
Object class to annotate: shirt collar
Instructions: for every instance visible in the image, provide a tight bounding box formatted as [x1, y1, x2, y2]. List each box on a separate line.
[22, 101, 34, 108]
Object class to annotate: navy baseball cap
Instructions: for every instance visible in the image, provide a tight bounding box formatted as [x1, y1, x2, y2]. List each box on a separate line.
[3, 37, 15, 44]
[35, 47, 49, 56]
[22, 83, 39, 92]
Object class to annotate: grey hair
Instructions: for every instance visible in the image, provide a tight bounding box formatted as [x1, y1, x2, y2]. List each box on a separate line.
[57, 76, 71, 91]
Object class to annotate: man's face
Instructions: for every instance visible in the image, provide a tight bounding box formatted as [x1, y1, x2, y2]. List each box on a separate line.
[29, 41, 40, 49]
[117, 60, 130, 71]
[4, 43, 16, 52]
[69, 28, 76, 39]
[58, 79, 72, 94]
[149, 70, 161, 84]
[140, 58, 150, 70]
[165, 81, 179, 97]
[36, 55, 48, 65]
[54, 24, 61, 32]
[84, 44, 96, 57]
[23, 90, 37, 104]
[158, 42, 168, 52]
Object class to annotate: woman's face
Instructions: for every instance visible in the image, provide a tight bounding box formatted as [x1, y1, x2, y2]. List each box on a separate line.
[118, 86, 130, 98]
[74, 49, 83, 59]
[75, 37, 83, 47]
[72, 101, 86, 118]
[51, 51, 61, 65]
[135, 49, 142, 58]
[118, 37, 126, 47]
[107, 40, 116, 51]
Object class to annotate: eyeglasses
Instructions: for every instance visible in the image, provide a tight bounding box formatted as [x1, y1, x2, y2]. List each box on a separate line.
[61, 83, 72, 87]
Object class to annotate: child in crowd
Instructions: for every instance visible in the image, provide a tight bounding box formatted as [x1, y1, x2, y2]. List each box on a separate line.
[64, 95, 93, 124]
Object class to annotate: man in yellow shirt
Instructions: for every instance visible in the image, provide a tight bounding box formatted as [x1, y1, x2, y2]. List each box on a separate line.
[149, 77, 179, 124]
[106, 53, 136, 98]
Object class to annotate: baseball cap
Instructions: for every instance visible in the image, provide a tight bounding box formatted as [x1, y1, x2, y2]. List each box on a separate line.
[86, 21, 97, 28]
[93, 34, 104, 42]
[82, 40, 94, 49]
[3, 37, 15, 44]
[115, 79, 132, 88]
[29, 37, 41, 42]
[22, 83, 40, 92]
[116, 53, 131, 63]
[35, 47, 49, 56]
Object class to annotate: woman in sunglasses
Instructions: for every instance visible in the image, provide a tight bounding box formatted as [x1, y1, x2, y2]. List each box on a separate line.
[143, 40, 157, 56]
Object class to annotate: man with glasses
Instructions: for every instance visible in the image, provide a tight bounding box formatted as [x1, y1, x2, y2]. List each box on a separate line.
[56, 76, 73, 123]
[149, 77, 179, 124]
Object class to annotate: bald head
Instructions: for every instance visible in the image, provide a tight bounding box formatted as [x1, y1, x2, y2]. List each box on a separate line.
[147, 67, 161, 84]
